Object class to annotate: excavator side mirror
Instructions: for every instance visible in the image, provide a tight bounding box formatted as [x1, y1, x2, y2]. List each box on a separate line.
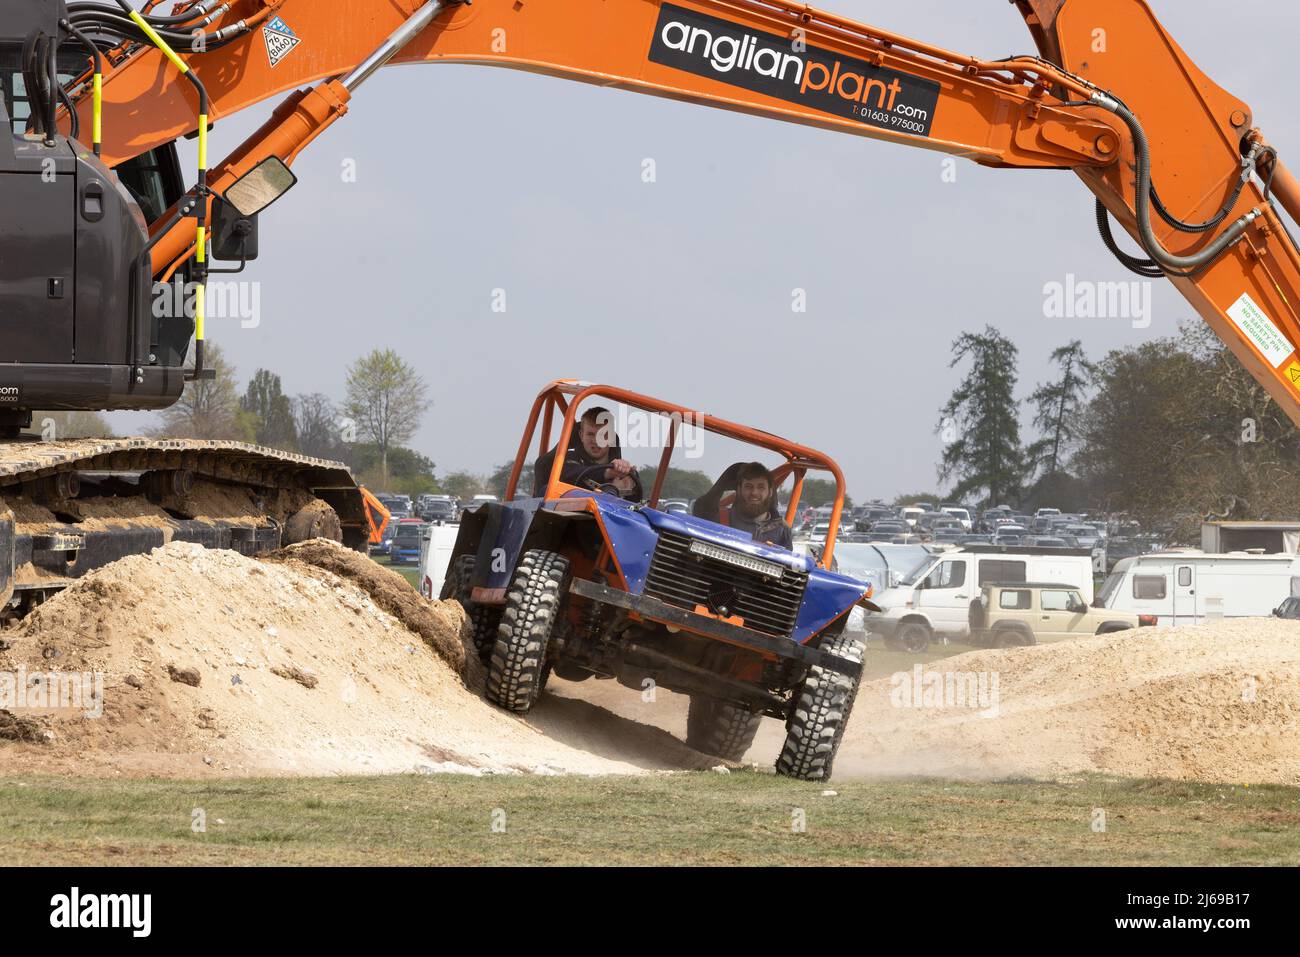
[223, 156, 297, 218]
[211, 196, 259, 262]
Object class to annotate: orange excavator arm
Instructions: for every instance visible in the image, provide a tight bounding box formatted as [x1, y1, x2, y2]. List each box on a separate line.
[358, 485, 390, 545]
[69, 0, 1300, 425]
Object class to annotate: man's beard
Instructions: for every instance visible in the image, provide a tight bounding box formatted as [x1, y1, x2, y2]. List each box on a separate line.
[737, 496, 770, 519]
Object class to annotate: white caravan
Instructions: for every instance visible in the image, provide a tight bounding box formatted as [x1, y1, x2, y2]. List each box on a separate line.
[1095, 551, 1300, 624]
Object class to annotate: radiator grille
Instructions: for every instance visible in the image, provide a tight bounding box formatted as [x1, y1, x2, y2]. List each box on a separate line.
[643, 532, 807, 636]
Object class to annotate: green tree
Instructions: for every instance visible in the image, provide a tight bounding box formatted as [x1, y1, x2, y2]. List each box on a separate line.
[799, 477, 852, 509]
[346, 444, 438, 496]
[487, 460, 533, 498]
[635, 465, 715, 501]
[441, 470, 485, 500]
[1025, 340, 1096, 479]
[1075, 323, 1300, 536]
[345, 349, 431, 486]
[892, 491, 944, 507]
[240, 369, 299, 450]
[152, 341, 254, 441]
[937, 326, 1028, 508]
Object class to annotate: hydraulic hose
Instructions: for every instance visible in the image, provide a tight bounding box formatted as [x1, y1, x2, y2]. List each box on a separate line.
[57, 83, 80, 141]
[112, 0, 212, 380]
[19, 30, 46, 139]
[59, 17, 104, 155]
[1091, 92, 1261, 272]
[1095, 200, 1163, 278]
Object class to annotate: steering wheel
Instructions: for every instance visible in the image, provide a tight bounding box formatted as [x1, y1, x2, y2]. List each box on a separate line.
[572, 464, 638, 500]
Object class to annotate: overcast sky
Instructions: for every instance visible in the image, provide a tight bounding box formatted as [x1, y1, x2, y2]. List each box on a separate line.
[106, 0, 1298, 501]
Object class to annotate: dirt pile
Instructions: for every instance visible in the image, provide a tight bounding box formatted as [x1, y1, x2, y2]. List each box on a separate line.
[834, 620, 1300, 784]
[550, 620, 1300, 785]
[266, 540, 483, 689]
[0, 541, 708, 778]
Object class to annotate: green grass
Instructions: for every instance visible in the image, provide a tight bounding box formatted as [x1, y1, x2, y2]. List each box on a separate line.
[2, 772, 1297, 866]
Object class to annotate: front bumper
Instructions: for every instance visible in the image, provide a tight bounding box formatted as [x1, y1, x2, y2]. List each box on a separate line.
[569, 578, 862, 679]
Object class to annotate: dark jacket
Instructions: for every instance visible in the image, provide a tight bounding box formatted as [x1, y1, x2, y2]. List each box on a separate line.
[692, 462, 793, 550]
[533, 436, 644, 499]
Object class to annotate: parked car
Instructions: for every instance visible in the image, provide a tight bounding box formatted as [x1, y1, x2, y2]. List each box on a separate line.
[369, 521, 396, 557]
[422, 499, 458, 524]
[941, 506, 973, 531]
[898, 506, 925, 528]
[854, 506, 896, 531]
[968, 582, 1148, 647]
[390, 519, 427, 565]
[1057, 523, 1102, 549]
[863, 521, 909, 542]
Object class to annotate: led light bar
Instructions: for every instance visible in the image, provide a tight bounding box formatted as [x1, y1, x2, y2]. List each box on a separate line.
[688, 539, 784, 579]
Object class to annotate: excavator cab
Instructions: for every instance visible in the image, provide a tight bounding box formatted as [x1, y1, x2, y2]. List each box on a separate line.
[0, 0, 193, 436]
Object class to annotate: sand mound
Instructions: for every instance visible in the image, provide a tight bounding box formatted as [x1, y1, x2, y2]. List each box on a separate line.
[549, 620, 1300, 786]
[0, 541, 708, 778]
[265, 540, 483, 689]
[834, 620, 1300, 784]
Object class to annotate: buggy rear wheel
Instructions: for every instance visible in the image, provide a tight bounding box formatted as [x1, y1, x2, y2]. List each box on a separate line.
[440, 555, 503, 663]
[685, 696, 762, 762]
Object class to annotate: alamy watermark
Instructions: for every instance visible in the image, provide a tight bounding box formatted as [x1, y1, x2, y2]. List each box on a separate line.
[889, 664, 999, 718]
[0, 667, 104, 718]
[1043, 273, 1152, 329]
[591, 407, 706, 458]
[152, 277, 261, 329]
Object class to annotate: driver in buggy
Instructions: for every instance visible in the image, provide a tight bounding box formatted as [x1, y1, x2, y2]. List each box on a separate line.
[533, 406, 644, 500]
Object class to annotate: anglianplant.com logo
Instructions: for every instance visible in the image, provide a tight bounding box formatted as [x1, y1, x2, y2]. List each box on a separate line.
[649, 3, 941, 136]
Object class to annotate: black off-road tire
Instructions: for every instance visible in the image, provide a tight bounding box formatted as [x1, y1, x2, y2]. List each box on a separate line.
[685, 696, 763, 762]
[892, 621, 932, 653]
[776, 631, 866, 781]
[993, 628, 1032, 648]
[486, 549, 570, 713]
[440, 555, 503, 663]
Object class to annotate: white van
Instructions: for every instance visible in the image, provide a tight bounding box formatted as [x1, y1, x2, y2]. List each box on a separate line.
[941, 506, 973, 530]
[417, 523, 463, 599]
[867, 546, 1095, 650]
[1096, 551, 1300, 624]
[899, 506, 925, 528]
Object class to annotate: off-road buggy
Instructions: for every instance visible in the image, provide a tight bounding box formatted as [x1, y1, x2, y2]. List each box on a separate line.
[444, 380, 877, 780]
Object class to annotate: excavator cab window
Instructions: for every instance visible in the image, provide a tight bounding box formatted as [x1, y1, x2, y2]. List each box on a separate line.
[0, 70, 32, 131]
[114, 145, 186, 225]
[2, 54, 184, 226]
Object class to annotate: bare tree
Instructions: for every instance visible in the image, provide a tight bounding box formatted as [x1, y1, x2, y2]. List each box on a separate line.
[151, 341, 254, 440]
[294, 393, 344, 460]
[344, 349, 431, 485]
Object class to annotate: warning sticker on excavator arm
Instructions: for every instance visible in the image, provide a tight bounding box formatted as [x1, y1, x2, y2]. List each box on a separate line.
[1226, 292, 1293, 368]
[263, 16, 302, 68]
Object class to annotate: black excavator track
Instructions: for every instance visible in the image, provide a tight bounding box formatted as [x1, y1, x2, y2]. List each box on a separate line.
[0, 437, 369, 619]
